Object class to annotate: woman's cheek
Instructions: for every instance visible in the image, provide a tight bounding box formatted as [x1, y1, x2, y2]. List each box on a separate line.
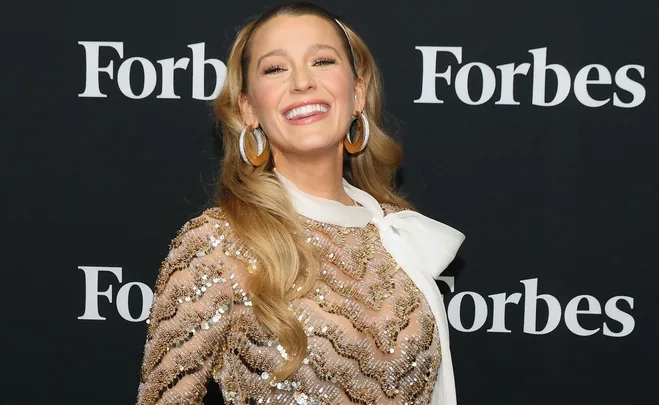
[322, 72, 352, 99]
[257, 81, 284, 110]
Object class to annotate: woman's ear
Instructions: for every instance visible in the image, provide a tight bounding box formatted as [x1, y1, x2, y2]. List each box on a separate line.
[354, 76, 366, 113]
[238, 92, 258, 127]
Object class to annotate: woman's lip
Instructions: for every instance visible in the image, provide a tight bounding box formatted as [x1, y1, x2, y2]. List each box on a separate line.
[284, 110, 330, 126]
[281, 99, 331, 115]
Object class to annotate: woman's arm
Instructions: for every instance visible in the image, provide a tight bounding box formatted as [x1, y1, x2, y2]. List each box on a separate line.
[136, 212, 238, 405]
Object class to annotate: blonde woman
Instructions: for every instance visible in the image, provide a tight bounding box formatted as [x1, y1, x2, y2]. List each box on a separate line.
[136, 2, 465, 404]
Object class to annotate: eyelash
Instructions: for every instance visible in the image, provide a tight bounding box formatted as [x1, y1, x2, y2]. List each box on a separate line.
[263, 57, 336, 75]
[314, 57, 336, 66]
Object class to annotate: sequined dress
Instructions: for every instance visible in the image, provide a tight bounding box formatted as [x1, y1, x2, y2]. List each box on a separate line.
[136, 172, 465, 405]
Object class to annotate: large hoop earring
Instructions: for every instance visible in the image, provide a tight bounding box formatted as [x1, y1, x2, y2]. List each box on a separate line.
[344, 110, 370, 154]
[239, 125, 270, 166]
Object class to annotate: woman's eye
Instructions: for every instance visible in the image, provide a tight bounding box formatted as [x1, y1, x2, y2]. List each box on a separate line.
[313, 58, 336, 66]
[264, 65, 285, 74]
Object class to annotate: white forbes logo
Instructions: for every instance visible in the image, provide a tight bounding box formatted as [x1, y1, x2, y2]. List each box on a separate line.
[439, 278, 634, 337]
[78, 41, 226, 100]
[80, 267, 634, 337]
[414, 46, 645, 107]
[78, 266, 153, 322]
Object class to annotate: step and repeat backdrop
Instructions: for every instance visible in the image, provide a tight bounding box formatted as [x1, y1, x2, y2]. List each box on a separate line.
[2, 0, 657, 404]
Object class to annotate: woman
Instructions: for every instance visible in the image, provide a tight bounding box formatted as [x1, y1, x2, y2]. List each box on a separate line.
[136, 2, 465, 404]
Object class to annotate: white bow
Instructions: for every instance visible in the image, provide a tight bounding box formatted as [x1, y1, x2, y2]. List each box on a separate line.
[371, 209, 465, 280]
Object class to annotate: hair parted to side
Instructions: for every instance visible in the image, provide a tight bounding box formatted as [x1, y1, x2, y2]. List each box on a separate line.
[212, 1, 413, 381]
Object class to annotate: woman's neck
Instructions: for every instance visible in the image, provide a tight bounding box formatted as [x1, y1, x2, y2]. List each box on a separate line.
[273, 153, 354, 206]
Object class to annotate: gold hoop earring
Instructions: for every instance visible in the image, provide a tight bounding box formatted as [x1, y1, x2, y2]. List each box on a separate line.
[344, 111, 370, 154]
[239, 125, 270, 166]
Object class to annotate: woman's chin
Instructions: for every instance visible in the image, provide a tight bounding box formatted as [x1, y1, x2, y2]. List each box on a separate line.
[286, 139, 344, 157]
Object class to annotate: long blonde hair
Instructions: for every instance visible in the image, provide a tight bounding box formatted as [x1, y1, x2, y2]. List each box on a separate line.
[212, 2, 412, 381]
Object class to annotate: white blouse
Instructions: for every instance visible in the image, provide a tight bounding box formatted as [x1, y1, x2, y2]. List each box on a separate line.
[275, 169, 466, 405]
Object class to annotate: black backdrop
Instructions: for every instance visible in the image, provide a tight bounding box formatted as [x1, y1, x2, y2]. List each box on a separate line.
[2, 0, 658, 404]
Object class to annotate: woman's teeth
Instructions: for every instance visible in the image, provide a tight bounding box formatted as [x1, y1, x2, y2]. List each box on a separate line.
[285, 104, 329, 120]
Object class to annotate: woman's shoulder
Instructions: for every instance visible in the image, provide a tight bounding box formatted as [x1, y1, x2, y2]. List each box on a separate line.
[170, 206, 234, 244]
[175, 206, 228, 233]
[173, 206, 254, 258]
[154, 206, 255, 294]
[164, 207, 229, 256]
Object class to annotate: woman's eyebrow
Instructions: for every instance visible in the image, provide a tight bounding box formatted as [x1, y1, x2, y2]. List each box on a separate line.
[307, 43, 341, 57]
[256, 44, 342, 70]
[256, 48, 287, 70]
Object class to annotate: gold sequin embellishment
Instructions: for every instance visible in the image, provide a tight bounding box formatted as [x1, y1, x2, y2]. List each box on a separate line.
[136, 205, 442, 405]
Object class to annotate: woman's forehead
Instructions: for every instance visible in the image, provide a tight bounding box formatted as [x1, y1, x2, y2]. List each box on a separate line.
[250, 14, 343, 53]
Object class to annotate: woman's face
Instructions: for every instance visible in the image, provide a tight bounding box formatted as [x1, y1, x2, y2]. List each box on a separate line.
[240, 14, 365, 161]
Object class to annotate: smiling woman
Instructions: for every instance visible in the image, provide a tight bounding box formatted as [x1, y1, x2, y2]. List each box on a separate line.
[135, 2, 465, 405]
[237, 13, 367, 166]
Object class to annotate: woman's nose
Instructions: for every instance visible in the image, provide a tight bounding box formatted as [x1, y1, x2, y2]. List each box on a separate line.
[290, 66, 316, 92]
